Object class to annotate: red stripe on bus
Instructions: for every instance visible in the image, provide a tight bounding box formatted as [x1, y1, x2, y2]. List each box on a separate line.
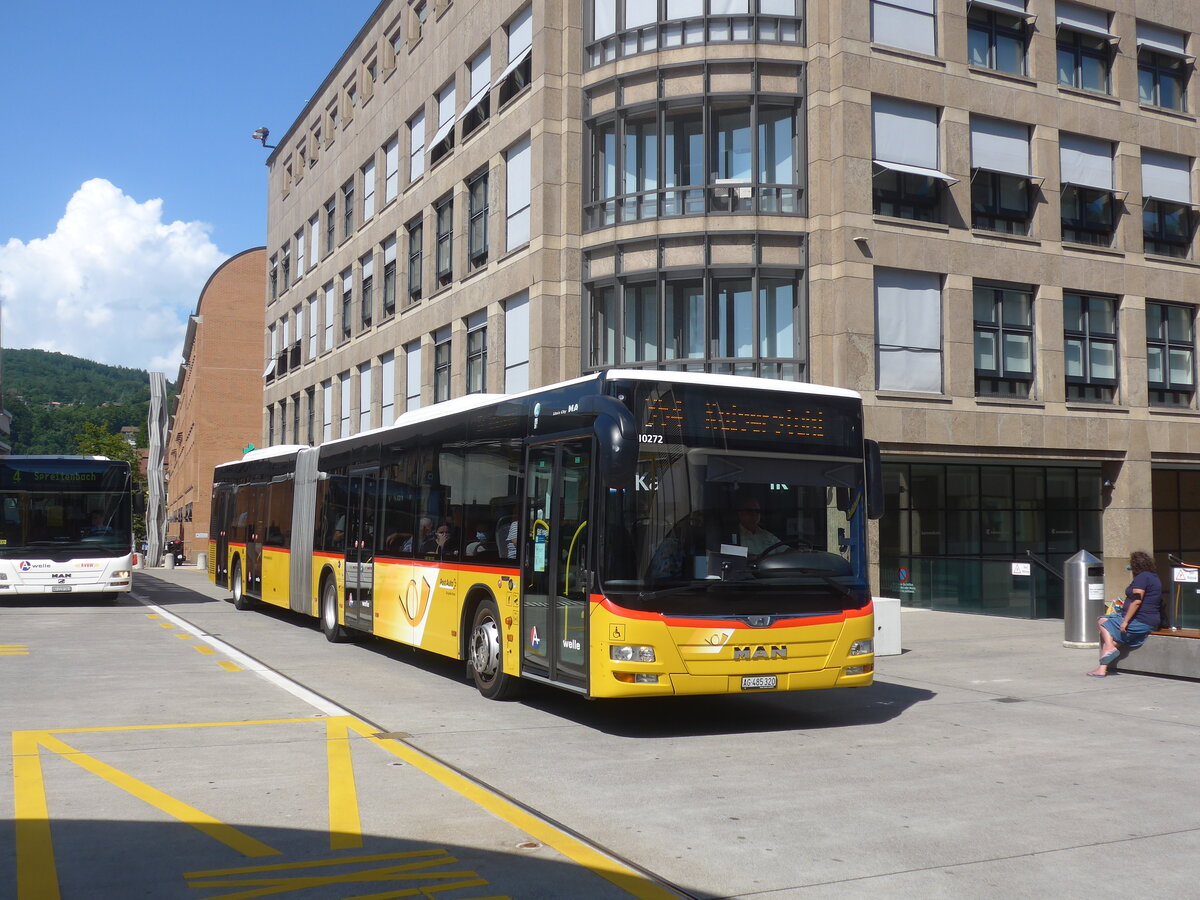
[594, 594, 871, 629]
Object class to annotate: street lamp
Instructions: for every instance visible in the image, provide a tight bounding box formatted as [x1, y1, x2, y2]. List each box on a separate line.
[251, 127, 276, 149]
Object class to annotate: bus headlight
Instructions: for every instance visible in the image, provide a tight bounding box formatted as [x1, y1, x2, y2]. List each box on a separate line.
[610, 645, 656, 663]
[849, 639, 873, 656]
[112, 570, 131, 579]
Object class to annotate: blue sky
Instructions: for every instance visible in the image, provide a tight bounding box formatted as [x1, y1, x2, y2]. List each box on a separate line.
[0, 0, 379, 371]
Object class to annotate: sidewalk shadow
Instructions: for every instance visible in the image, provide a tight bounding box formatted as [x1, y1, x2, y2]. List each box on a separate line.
[130, 572, 221, 605]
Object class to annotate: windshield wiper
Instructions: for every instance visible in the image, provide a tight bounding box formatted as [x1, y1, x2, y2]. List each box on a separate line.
[602, 579, 715, 602]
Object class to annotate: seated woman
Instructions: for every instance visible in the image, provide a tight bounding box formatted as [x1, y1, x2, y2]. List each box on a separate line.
[1087, 550, 1162, 678]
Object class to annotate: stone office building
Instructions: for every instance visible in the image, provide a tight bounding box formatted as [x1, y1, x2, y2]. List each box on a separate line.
[262, 0, 1200, 621]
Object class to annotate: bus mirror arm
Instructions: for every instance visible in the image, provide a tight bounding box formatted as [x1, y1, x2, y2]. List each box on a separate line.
[578, 395, 638, 488]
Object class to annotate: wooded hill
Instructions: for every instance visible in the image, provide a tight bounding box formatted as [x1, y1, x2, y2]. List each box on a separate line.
[2, 349, 170, 454]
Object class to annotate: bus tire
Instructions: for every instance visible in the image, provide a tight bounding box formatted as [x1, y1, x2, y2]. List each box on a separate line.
[231, 558, 254, 610]
[468, 598, 521, 700]
[320, 575, 351, 643]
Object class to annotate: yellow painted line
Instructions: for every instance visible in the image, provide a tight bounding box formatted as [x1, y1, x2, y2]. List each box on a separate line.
[347, 719, 683, 900]
[159, 622, 175, 629]
[145, 613, 160, 619]
[19, 717, 323, 736]
[175, 632, 193, 640]
[12, 731, 61, 900]
[184, 852, 486, 895]
[32, 732, 281, 859]
[192, 644, 217, 656]
[185, 849, 447, 877]
[1, 646, 29, 655]
[217, 660, 243, 672]
[325, 718, 363, 850]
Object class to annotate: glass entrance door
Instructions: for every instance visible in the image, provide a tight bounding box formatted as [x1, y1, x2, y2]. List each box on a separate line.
[521, 439, 592, 689]
[343, 470, 378, 633]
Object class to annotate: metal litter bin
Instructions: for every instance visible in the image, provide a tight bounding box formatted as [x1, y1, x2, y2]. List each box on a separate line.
[1063, 549, 1104, 647]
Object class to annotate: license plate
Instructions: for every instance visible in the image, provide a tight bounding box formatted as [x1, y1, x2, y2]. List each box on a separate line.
[51, 585, 72, 593]
[741, 675, 777, 690]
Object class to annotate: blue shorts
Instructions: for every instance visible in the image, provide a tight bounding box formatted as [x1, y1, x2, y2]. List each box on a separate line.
[1101, 613, 1153, 648]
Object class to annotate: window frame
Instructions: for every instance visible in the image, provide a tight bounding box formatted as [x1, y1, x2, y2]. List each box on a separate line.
[967, 5, 1028, 75]
[973, 282, 1035, 398]
[1063, 291, 1118, 403]
[1146, 300, 1196, 407]
[468, 170, 489, 265]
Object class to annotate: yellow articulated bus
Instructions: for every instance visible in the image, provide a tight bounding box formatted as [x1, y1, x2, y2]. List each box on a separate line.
[210, 369, 883, 700]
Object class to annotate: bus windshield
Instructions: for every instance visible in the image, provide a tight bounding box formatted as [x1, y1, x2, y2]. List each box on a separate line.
[0, 459, 133, 560]
[599, 357, 875, 620]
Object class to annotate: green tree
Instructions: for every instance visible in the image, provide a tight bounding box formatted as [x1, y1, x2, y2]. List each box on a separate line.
[75, 423, 146, 543]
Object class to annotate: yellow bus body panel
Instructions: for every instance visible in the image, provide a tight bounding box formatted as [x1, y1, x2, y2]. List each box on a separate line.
[587, 601, 875, 699]
[260, 548, 291, 610]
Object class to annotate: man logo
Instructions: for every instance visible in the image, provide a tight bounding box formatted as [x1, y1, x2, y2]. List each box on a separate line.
[732, 645, 787, 660]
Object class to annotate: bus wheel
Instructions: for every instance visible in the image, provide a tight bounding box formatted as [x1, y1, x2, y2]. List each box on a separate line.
[231, 559, 253, 610]
[468, 599, 520, 700]
[320, 576, 350, 643]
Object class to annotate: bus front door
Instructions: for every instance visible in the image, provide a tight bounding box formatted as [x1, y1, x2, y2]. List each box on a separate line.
[343, 471, 378, 634]
[522, 439, 591, 690]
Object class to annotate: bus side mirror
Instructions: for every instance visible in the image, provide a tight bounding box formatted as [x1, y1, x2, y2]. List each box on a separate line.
[579, 395, 638, 488]
[865, 439, 884, 520]
[134, 492, 147, 516]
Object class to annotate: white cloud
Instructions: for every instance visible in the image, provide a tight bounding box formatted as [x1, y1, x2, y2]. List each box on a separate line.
[0, 179, 229, 372]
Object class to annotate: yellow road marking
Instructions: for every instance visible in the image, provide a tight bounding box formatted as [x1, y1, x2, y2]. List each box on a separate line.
[159, 622, 175, 629]
[193, 644, 217, 656]
[175, 632, 193, 640]
[1, 645, 29, 655]
[145, 613, 160, 619]
[325, 718, 363, 850]
[13, 716, 681, 900]
[217, 660, 242, 672]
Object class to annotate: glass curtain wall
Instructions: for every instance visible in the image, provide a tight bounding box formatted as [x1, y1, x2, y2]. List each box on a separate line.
[879, 462, 1103, 619]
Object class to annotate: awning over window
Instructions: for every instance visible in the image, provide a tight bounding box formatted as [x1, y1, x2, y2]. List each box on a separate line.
[262, 360, 277, 379]
[970, 116, 1031, 177]
[872, 96, 945, 173]
[969, 0, 1032, 21]
[1136, 22, 1193, 61]
[1142, 150, 1193, 204]
[873, 160, 958, 185]
[498, 44, 532, 83]
[1060, 134, 1113, 190]
[1056, 1, 1117, 44]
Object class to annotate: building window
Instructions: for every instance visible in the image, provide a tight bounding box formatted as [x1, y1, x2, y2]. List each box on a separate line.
[587, 97, 800, 228]
[323, 282, 335, 352]
[384, 138, 399, 203]
[468, 171, 489, 266]
[382, 237, 397, 316]
[466, 311, 487, 393]
[268, 407, 275, 446]
[435, 196, 453, 286]
[296, 229, 306, 275]
[359, 363, 372, 432]
[1142, 149, 1194, 258]
[974, 283, 1033, 398]
[307, 295, 317, 360]
[362, 159, 376, 221]
[506, 136, 531, 250]
[292, 394, 301, 444]
[872, 97, 953, 222]
[431, 80, 456, 165]
[871, 0, 935, 56]
[500, 6, 533, 107]
[342, 179, 355, 240]
[269, 256, 278, 301]
[360, 253, 374, 326]
[339, 372, 351, 437]
[1137, 22, 1188, 112]
[1147, 302, 1195, 407]
[322, 380, 333, 442]
[588, 270, 801, 378]
[306, 388, 316, 444]
[381, 352, 396, 424]
[588, 1, 802, 67]
[324, 197, 336, 255]
[1060, 134, 1116, 247]
[405, 341, 422, 411]
[967, 3, 1028, 75]
[308, 215, 319, 268]
[281, 246, 291, 292]
[505, 292, 529, 393]
[412, 0, 428, 42]
[340, 269, 352, 340]
[1056, 4, 1115, 95]
[970, 117, 1034, 235]
[407, 219, 424, 302]
[463, 47, 492, 139]
[434, 328, 451, 403]
[875, 268, 942, 393]
[1064, 291, 1117, 403]
[409, 110, 426, 182]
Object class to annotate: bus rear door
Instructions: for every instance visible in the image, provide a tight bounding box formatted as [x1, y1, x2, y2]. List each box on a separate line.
[521, 438, 591, 691]
[342, 470, 378, 633]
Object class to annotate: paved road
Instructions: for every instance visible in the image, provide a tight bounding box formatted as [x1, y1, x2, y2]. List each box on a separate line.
[3, 567, 1199, 899]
